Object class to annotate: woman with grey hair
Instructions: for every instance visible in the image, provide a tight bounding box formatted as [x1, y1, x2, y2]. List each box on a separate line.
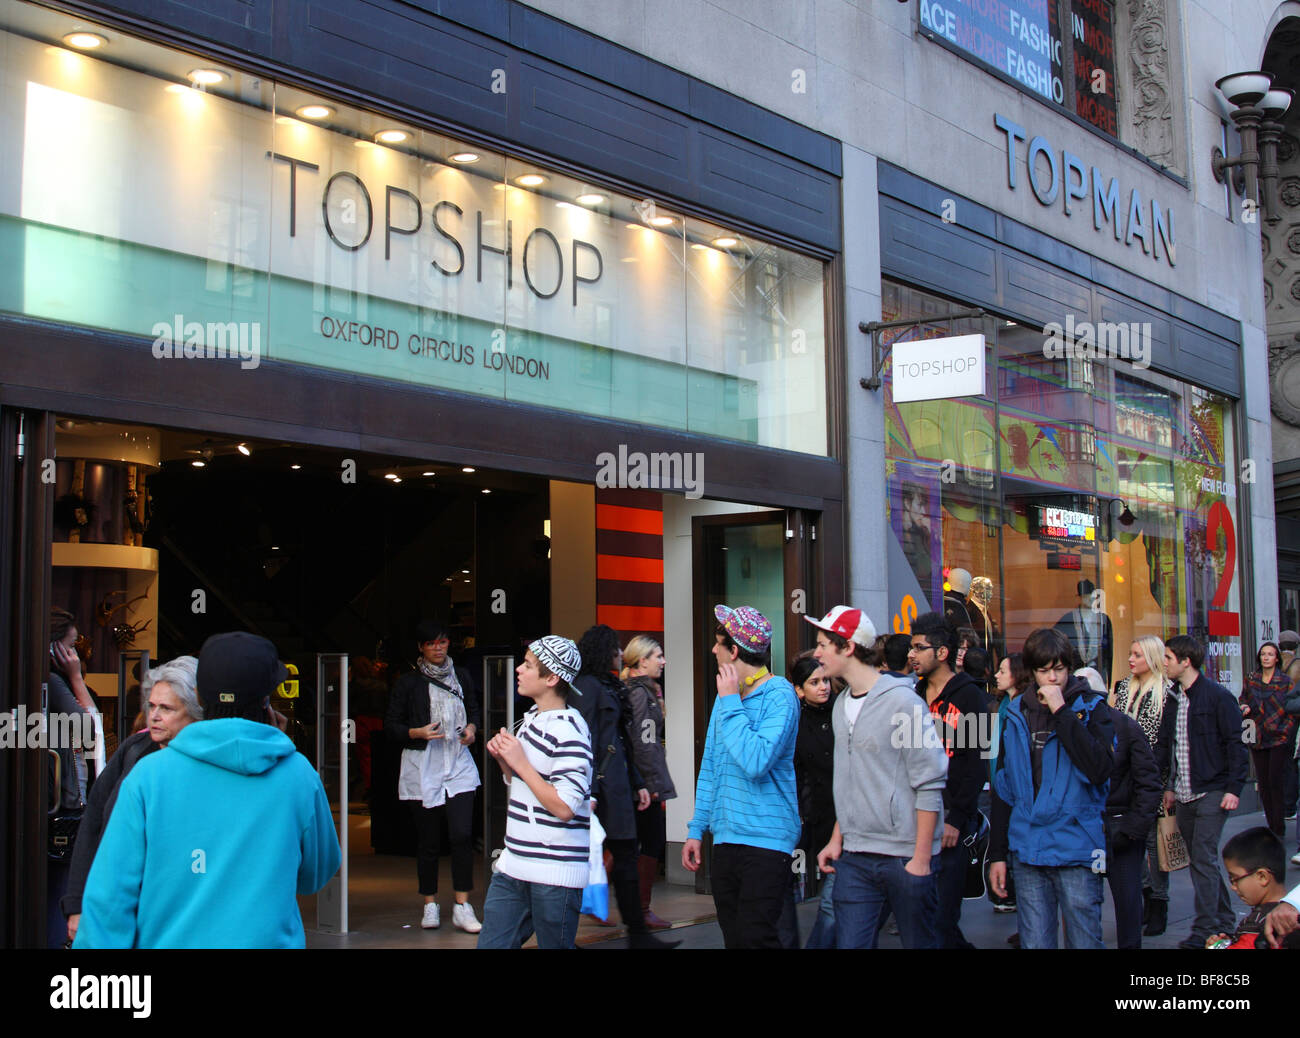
[62, 656, 200, 943]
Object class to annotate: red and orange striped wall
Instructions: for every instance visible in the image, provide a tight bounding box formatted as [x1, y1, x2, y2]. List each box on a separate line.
[595, 488, 664, 649]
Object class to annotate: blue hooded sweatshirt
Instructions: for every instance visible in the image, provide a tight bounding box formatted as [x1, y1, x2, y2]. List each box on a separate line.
[74, 719, 340, 948]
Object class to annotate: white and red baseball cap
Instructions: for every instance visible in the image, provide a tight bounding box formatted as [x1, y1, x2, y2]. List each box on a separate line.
[804, 605, 877, 648]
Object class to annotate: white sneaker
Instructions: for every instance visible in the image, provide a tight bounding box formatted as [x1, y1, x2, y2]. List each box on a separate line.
[421, 902, 440, 929]
[1291, 852, 1300, 866]
[452, 902, 482, 933]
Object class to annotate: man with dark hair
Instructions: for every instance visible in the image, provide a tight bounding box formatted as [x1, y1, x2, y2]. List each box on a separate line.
[683, 605, 800, 948]
[1156, 634, 1249, 949]
[908, 612, 987, 950]
[988, 627, 1115, 948]
[75, 632, 340, 947]
[1054, 579, 1115, 686]
[882, 633, 914, 681]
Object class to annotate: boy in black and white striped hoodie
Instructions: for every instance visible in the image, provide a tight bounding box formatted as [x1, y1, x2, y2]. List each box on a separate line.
[478, 636, 594, 949]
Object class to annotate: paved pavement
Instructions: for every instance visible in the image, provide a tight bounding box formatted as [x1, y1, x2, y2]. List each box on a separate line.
[587, 807, 1299, 950]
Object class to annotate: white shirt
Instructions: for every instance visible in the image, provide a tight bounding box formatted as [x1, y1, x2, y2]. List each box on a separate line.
[397, 682, 480, 808]
[843, 691, 868, 735]
[1285, 884, 1300, 911]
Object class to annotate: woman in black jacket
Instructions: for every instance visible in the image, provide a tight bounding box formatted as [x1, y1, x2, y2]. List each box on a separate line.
[1103, 706, 1162, 949]
[621, 635, 676, 929]
[791, 651, 837, 949]
[383, 620, 482, 933]
[573, 625, 676, 948]
[62, 655, 202, 945]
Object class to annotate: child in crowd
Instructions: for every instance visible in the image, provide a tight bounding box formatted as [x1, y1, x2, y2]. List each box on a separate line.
[477, 636, 593, 950]
[1207, 827, 1300, 949]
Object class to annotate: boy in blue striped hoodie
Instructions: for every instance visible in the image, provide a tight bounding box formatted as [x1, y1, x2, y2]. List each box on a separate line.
[683, 605, 800, 948]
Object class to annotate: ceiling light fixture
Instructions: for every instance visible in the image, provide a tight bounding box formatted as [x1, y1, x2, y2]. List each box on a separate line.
[291, 464, 301, 470]
[188, 69, 228, 86]
[648, 215, 675, 227]
[296, 104, 333, 120]
[63, 32, 106, 49]
[375, 129, 409, 144]
[449, 152, 480, 163]
[576, 193, 606, 206]
[191, 460, 205, 468]
[515, 174, 546, 187]
[462, 466, 476, 473]
[712, 236, 738, 248]
[237, 444, 251, 456]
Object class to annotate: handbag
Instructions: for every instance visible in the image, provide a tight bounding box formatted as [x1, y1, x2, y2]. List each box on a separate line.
[1156, 806, 1189, 872]
[962, 811, 991, 900]
[49, 811, 83, 862]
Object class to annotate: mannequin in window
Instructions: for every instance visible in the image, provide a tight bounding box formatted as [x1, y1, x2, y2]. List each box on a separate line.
[967, 576, 1002, 661]
[1054, 579, 1114, 687]
[944, 568, 973, 631]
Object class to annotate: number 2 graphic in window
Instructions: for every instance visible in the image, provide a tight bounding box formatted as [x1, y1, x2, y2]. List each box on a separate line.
[1206, 501, 1239, 637]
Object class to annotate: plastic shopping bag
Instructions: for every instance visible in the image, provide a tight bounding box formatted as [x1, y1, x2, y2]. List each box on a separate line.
[579, 811, 608, 920]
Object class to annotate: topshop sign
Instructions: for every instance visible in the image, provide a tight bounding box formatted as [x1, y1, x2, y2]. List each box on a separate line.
[891, 334, 986, 403]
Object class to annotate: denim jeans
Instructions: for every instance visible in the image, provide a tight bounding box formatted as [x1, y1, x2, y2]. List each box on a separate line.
[1010, 852, 1104, 949]
[831, 851, 939, 949]
[476, 871, 582, 949]
[1175, 793, 1235, 941]
[804, 870, 836, 949]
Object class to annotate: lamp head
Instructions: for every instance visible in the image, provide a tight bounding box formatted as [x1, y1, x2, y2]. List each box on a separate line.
[1215, 71, 1273, 107]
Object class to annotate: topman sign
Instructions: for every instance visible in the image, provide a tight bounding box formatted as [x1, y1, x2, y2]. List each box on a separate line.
[994, 113, 1176, 268]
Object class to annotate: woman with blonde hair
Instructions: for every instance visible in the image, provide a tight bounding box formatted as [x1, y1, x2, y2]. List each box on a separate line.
[622, 635, 676, 930]
[1110, 634, 1176, 937]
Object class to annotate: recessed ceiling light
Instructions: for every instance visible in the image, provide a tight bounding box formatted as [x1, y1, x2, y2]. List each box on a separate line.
[649, 215, 675, 227]
[711, 236, 738, 248]
[237, 444, 251, 456]
[392, 477, 402, 483]
[481, 488, 492, 494]
[462, 569, 470, 574]
[271, 546, 279, 551]
[375, 129, 409, 144]
[188, 69, 228, 86]
[296, 104, 333, 120]
[422, 471, 436, 476]
[384, 473, 399, 480]
[462, 466, 476, 473]
[515, 174, 546, 187]
[290, 464, 301, 470]
[576, 193, 605, 206]
[449, 152, 479, 164]
[63, 32, 106, 50]
[191, 460, 205, 468]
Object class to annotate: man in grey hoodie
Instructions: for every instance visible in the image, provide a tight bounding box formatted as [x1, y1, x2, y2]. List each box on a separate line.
[810, 606, 950, 948]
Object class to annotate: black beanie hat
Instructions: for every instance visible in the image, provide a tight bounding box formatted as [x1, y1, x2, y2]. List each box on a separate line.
[197, 632, 287, 716]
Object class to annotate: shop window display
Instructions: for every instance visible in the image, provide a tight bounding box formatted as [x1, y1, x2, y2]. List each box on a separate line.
[883, 282, 1244, 692]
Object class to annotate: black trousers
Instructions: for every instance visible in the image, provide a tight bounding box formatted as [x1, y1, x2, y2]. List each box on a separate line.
[1107, 831, 1146, 950]
[711, 843, 794, 949]
[636, 802, 667, 859]
[604, 836, 648, 933]
[411, 789, 476, 895]
[1253, 746, 1291, 835]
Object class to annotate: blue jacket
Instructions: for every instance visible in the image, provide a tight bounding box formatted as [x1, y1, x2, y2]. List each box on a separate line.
[74, 719, 341, 948]
[991, 677, 1116, 868]
[687, 676, 800, 854]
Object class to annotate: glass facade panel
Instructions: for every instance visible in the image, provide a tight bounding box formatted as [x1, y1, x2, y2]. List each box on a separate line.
[0, 12, 827, 455]
[884, 281, 1245, 691]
